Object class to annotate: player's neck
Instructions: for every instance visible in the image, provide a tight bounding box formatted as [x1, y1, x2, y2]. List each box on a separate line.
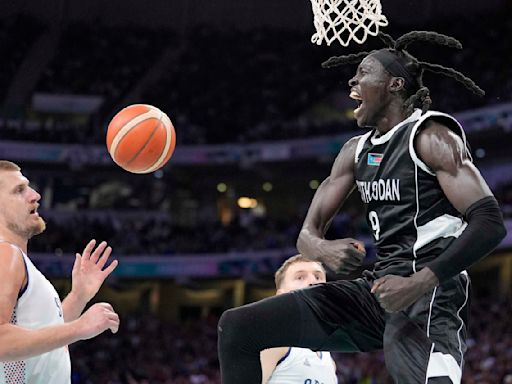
[374, 101, 408, 136]
[0, 229, 29, 253]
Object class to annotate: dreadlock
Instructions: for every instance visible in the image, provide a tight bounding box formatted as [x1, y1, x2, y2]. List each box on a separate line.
[322, 30, 484, 115]
[321, 51, 369, 68]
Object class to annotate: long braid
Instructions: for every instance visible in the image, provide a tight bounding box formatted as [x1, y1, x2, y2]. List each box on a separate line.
[377, 32, 396, 48]
[395, 31, 462, 51]
[321, 51, 369, 68]
[420, 61, 485, 96]
[321, 30, 484, 115]
[403, 87, 432, 116]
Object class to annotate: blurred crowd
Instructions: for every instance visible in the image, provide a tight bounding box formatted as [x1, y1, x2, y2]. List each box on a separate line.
[1, 7, 511, 145]
[30, 214, 303, 255]
[69, 294, 512, 383]
[24, 175, 509, 256]
[0, 15, 42, 101]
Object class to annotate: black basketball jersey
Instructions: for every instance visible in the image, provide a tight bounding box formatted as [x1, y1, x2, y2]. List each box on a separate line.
[354, 109, 471, 278]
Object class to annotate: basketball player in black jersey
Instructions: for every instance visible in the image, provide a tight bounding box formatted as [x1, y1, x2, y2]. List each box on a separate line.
[217, 31, 506, 384]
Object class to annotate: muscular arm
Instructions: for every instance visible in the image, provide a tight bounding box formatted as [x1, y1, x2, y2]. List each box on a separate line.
[297, 137, 365, 272]
[260, 347, 289, 383]
[415, 120, 506, 283]
[299, 137, 358, 241]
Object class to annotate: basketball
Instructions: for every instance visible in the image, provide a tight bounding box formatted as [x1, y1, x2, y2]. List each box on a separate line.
[106, 104, 176, 174]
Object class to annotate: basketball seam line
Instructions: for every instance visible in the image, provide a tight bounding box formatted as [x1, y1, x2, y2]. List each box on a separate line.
[124, 114, 164, 169]
[110, 108, 160, 160]
[141, 113, 173, 173]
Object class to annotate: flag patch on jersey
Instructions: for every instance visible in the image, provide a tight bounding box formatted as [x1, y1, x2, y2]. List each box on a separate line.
[367, 153, 383, 166]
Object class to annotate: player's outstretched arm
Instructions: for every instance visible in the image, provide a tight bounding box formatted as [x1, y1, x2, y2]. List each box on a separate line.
[0, 244, 119, 361]
[416, 120, 506, 282]
[297, 137, 365, 274]
[62, 239, 118, 322]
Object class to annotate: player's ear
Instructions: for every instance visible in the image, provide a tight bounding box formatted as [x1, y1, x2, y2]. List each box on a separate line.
[389, 77, 405, 93]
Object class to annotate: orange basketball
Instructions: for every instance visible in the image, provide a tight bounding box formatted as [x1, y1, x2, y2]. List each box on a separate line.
[106, 104, 176, 174]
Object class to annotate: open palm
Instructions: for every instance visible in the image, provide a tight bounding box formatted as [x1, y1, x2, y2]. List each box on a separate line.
[72, 239, 118, 303]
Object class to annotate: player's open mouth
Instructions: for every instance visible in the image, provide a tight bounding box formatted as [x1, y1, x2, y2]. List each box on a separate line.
[350, 90, 363, 116]
[29, 207, 39, 216]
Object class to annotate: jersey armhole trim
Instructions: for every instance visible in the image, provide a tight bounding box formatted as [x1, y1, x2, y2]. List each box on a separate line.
[354, 131, 373, 163]
[276, 347, 292, 366]
[17, 256, 29, 299]
[409, 111, 470, 177]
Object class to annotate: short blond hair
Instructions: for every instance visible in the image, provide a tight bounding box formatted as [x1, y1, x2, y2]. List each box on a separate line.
[0, 160, 20, 172]
[274, 254, 325, 289]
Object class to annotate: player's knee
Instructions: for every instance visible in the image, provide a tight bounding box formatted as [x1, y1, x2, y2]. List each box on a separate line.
[218, 307, 250, 350]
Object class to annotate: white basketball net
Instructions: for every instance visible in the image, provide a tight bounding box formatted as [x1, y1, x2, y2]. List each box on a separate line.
[310, 0, 388, 47]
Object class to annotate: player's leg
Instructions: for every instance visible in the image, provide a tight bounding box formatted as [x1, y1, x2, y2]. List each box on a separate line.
[218, 278, 385, 384]
[383, 272, 470, 384]
[218, 292, 335, 384]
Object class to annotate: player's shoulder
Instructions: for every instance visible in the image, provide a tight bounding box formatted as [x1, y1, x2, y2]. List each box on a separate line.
[415, 114, 468, 172]
[346, 132, 370, 147]
[0, 242, 25, 265]
[340, 133, 370, 159]
[414, 110, 461, 132]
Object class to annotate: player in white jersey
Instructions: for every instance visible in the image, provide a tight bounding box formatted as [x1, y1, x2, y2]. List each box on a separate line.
[0, 160, 120, 383]
[260, 255, 337, 384]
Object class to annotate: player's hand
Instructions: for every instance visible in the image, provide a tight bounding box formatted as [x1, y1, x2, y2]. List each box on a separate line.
[75, 302, 120, 340]
[71, 239, 118, 303]
[318, 238, 366, 275]
[371, 268, 439, 312]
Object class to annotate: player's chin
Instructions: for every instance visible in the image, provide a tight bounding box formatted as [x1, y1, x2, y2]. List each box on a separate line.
[354, 110, 369, 128]
[355, 115, 368, 128]
[28, 218, 46, 238]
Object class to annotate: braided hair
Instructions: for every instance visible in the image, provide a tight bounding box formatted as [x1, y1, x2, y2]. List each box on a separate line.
[322, 31, 484, 115]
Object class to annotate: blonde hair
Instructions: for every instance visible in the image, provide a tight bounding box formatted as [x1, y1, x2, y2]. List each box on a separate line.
[274, 254, 325, 289]
[0, 161, 20, 172]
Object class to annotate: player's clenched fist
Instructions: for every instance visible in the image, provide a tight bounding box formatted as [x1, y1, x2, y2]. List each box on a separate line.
[74, 303, 120, 340]
[317, 238, 366, 275]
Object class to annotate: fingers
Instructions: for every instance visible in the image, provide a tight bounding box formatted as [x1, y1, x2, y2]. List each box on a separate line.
[346, 247, 365, 263]
[102, 259, 118, 277]
[90, 241, 108, 264]
[349, 239, 366, 254]
[343, 238, 366, 252]
[371, 276, 389, 294]
[341, 257, 362, 271]
[95, 302, 114, 311]
[97, 302, 120, 333]
[97, 245, 113, 269]
[72, 253, 81, 274]
[370, 276, 400, 313]
[107, 311, 120, 334]
[81, 239, 97, 260]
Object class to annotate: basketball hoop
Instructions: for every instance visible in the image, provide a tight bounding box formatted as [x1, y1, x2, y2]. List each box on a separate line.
[310, 0, 388, 47]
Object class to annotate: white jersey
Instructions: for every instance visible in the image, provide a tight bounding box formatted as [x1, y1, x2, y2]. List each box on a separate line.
[0, 244, 71, 384]
[268, 347, 337, 384]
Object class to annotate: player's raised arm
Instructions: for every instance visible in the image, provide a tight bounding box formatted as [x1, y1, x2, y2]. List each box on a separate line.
[297, 136, 365, 274]
[0, 243, 119, 361]
[416, 120, 507, 282]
